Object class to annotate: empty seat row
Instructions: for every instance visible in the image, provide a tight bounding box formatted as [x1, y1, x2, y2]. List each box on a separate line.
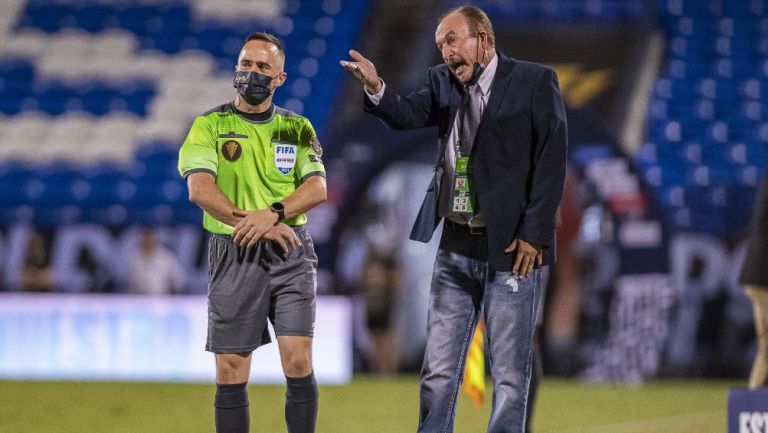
[473, 0, 646, 22]
[0, 203, 201, 226]
[637, 0, 768, 236]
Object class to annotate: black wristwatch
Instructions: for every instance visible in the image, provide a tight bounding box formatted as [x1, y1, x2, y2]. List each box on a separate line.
[269, 202, 285, 224]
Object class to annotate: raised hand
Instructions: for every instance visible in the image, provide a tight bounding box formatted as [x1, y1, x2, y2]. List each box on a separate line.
[340, 50, 382, 94]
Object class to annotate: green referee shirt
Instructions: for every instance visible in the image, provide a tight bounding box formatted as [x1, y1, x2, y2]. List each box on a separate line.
[178, 103, 325, 234]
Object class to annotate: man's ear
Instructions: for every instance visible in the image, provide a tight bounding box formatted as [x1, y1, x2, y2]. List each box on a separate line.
[274, 71, 288, 87]
[477, 31, 487, 49]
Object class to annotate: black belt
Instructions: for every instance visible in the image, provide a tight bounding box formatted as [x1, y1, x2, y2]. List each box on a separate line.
[444, 220, 486, 235]
[469, 225, 485, 235]
[440, 220, 488, 261]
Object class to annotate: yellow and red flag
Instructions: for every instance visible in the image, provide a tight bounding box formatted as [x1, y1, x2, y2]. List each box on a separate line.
[461, 319, 486, 408]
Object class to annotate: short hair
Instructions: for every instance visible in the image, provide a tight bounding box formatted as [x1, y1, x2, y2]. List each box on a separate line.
[244, 32, 283, 52]
[441, 6, 496, 48]
[242, 32, 285, 66]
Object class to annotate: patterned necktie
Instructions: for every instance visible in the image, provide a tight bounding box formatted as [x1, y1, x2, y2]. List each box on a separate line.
[458, 84, 481, 155]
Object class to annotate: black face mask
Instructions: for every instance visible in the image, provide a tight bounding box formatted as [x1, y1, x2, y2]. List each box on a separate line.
[450, 61, 485, 88]
[465, 36, 487, 86]
[465, 62, 485, 86]
[233, 70, 275, 106]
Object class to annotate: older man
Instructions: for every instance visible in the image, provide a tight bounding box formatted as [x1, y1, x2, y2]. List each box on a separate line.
[341, 6, 567, 432]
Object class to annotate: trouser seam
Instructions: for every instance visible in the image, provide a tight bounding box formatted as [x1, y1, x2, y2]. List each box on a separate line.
[516, 271, 539, 433]
[441, 305, 479, 433]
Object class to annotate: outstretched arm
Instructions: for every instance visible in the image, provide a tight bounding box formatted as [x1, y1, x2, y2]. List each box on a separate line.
[341, 50, 437, 130]
[340, 49, 382, 94]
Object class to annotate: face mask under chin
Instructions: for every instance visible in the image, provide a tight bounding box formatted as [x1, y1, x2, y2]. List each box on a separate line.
[233, 70, 275, 106]
[465, 62, 485, 86]
[465, 42, 488, 86]
[450, 62, 484, 86]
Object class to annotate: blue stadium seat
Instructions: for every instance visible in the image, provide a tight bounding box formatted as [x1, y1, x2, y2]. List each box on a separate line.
[134, 144, 178, 180]
[81, 170, 128, 208]
[119, 4, 156, 35]
[80, 86, 113, 116]
[74, 4, 110, 33]
[0, 97, 22, 115]
[22, 3, 71, 33]
[35, 204, 83, 226]
[158, 4, 191, 32]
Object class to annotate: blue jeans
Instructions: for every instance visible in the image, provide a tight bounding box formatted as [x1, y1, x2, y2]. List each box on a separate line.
[418, 249, 542, 433]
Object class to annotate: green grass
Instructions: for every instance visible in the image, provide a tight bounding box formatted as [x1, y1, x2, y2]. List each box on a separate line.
[0, 377, 737, 433]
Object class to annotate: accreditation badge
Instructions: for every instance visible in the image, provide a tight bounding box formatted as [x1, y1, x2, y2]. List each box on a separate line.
[451, 156, 476, 215]
[273, 140, 297, 175]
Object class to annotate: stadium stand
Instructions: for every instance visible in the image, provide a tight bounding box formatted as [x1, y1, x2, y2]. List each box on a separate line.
[469, 0, 767, 237]
[0, 0, 368, 226]
[637, 0, 768, 235]
[471, 0, 648, 23]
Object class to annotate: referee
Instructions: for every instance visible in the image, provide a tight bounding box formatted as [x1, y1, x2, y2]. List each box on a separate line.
[178, 32, 326, 433]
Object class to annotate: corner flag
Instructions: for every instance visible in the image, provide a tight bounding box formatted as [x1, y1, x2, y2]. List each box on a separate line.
[462, 319, 486, 408]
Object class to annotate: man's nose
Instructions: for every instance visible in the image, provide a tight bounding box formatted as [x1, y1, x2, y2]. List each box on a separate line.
[442, 47, 453, 63]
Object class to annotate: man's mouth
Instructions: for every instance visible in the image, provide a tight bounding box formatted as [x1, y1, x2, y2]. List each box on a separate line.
[449, 60, 468, 76]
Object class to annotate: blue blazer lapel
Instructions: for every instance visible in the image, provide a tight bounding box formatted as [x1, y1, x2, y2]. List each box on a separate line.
[482, 53, 515, 122]
[435, 80, 462, 168]
[442, 82, 462, 138]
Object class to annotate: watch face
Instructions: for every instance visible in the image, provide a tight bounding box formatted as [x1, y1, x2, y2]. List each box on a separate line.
[270, 202, 285, 222]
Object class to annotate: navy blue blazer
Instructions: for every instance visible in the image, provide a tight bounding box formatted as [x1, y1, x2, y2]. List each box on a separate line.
[365, 52, 568, 270]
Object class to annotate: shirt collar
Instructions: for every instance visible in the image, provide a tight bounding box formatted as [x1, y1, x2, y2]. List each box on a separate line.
[474, 52, 498, 96]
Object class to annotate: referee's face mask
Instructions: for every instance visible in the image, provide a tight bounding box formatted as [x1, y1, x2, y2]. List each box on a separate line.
[233, 71, 275, 106]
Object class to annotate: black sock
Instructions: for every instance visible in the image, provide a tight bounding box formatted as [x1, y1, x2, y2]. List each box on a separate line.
[285, 372, 319, 433]
[215, 383, 249, 433]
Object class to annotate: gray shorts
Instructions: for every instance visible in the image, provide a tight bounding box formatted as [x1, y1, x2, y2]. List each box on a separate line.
[205, 226, 318, 353]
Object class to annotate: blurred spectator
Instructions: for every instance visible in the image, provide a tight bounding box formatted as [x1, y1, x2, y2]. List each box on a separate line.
[741, 173, 768, 389]
[361, 249, 401, 376]
[526, 266, 548, 433]
[78, 246, 114, 293]
[126, 228, 185, 295]
[20, 231, 52, 292]
[529, 170, 584, 430]
[544, 168, 585, 375]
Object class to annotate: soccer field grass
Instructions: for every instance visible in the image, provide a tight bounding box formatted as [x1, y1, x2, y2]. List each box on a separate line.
[0, 377, 737, 432]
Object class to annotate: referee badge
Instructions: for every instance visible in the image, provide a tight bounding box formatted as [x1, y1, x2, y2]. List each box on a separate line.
[309, 136, 323, 157]
[274, 142, 297, 175]
[222, 140, 242, 162]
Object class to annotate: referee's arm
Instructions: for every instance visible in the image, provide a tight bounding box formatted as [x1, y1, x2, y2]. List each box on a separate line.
[231, 175, 326, 247]
[278, 175, 327, 220]
[186, 171, 241, 227]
